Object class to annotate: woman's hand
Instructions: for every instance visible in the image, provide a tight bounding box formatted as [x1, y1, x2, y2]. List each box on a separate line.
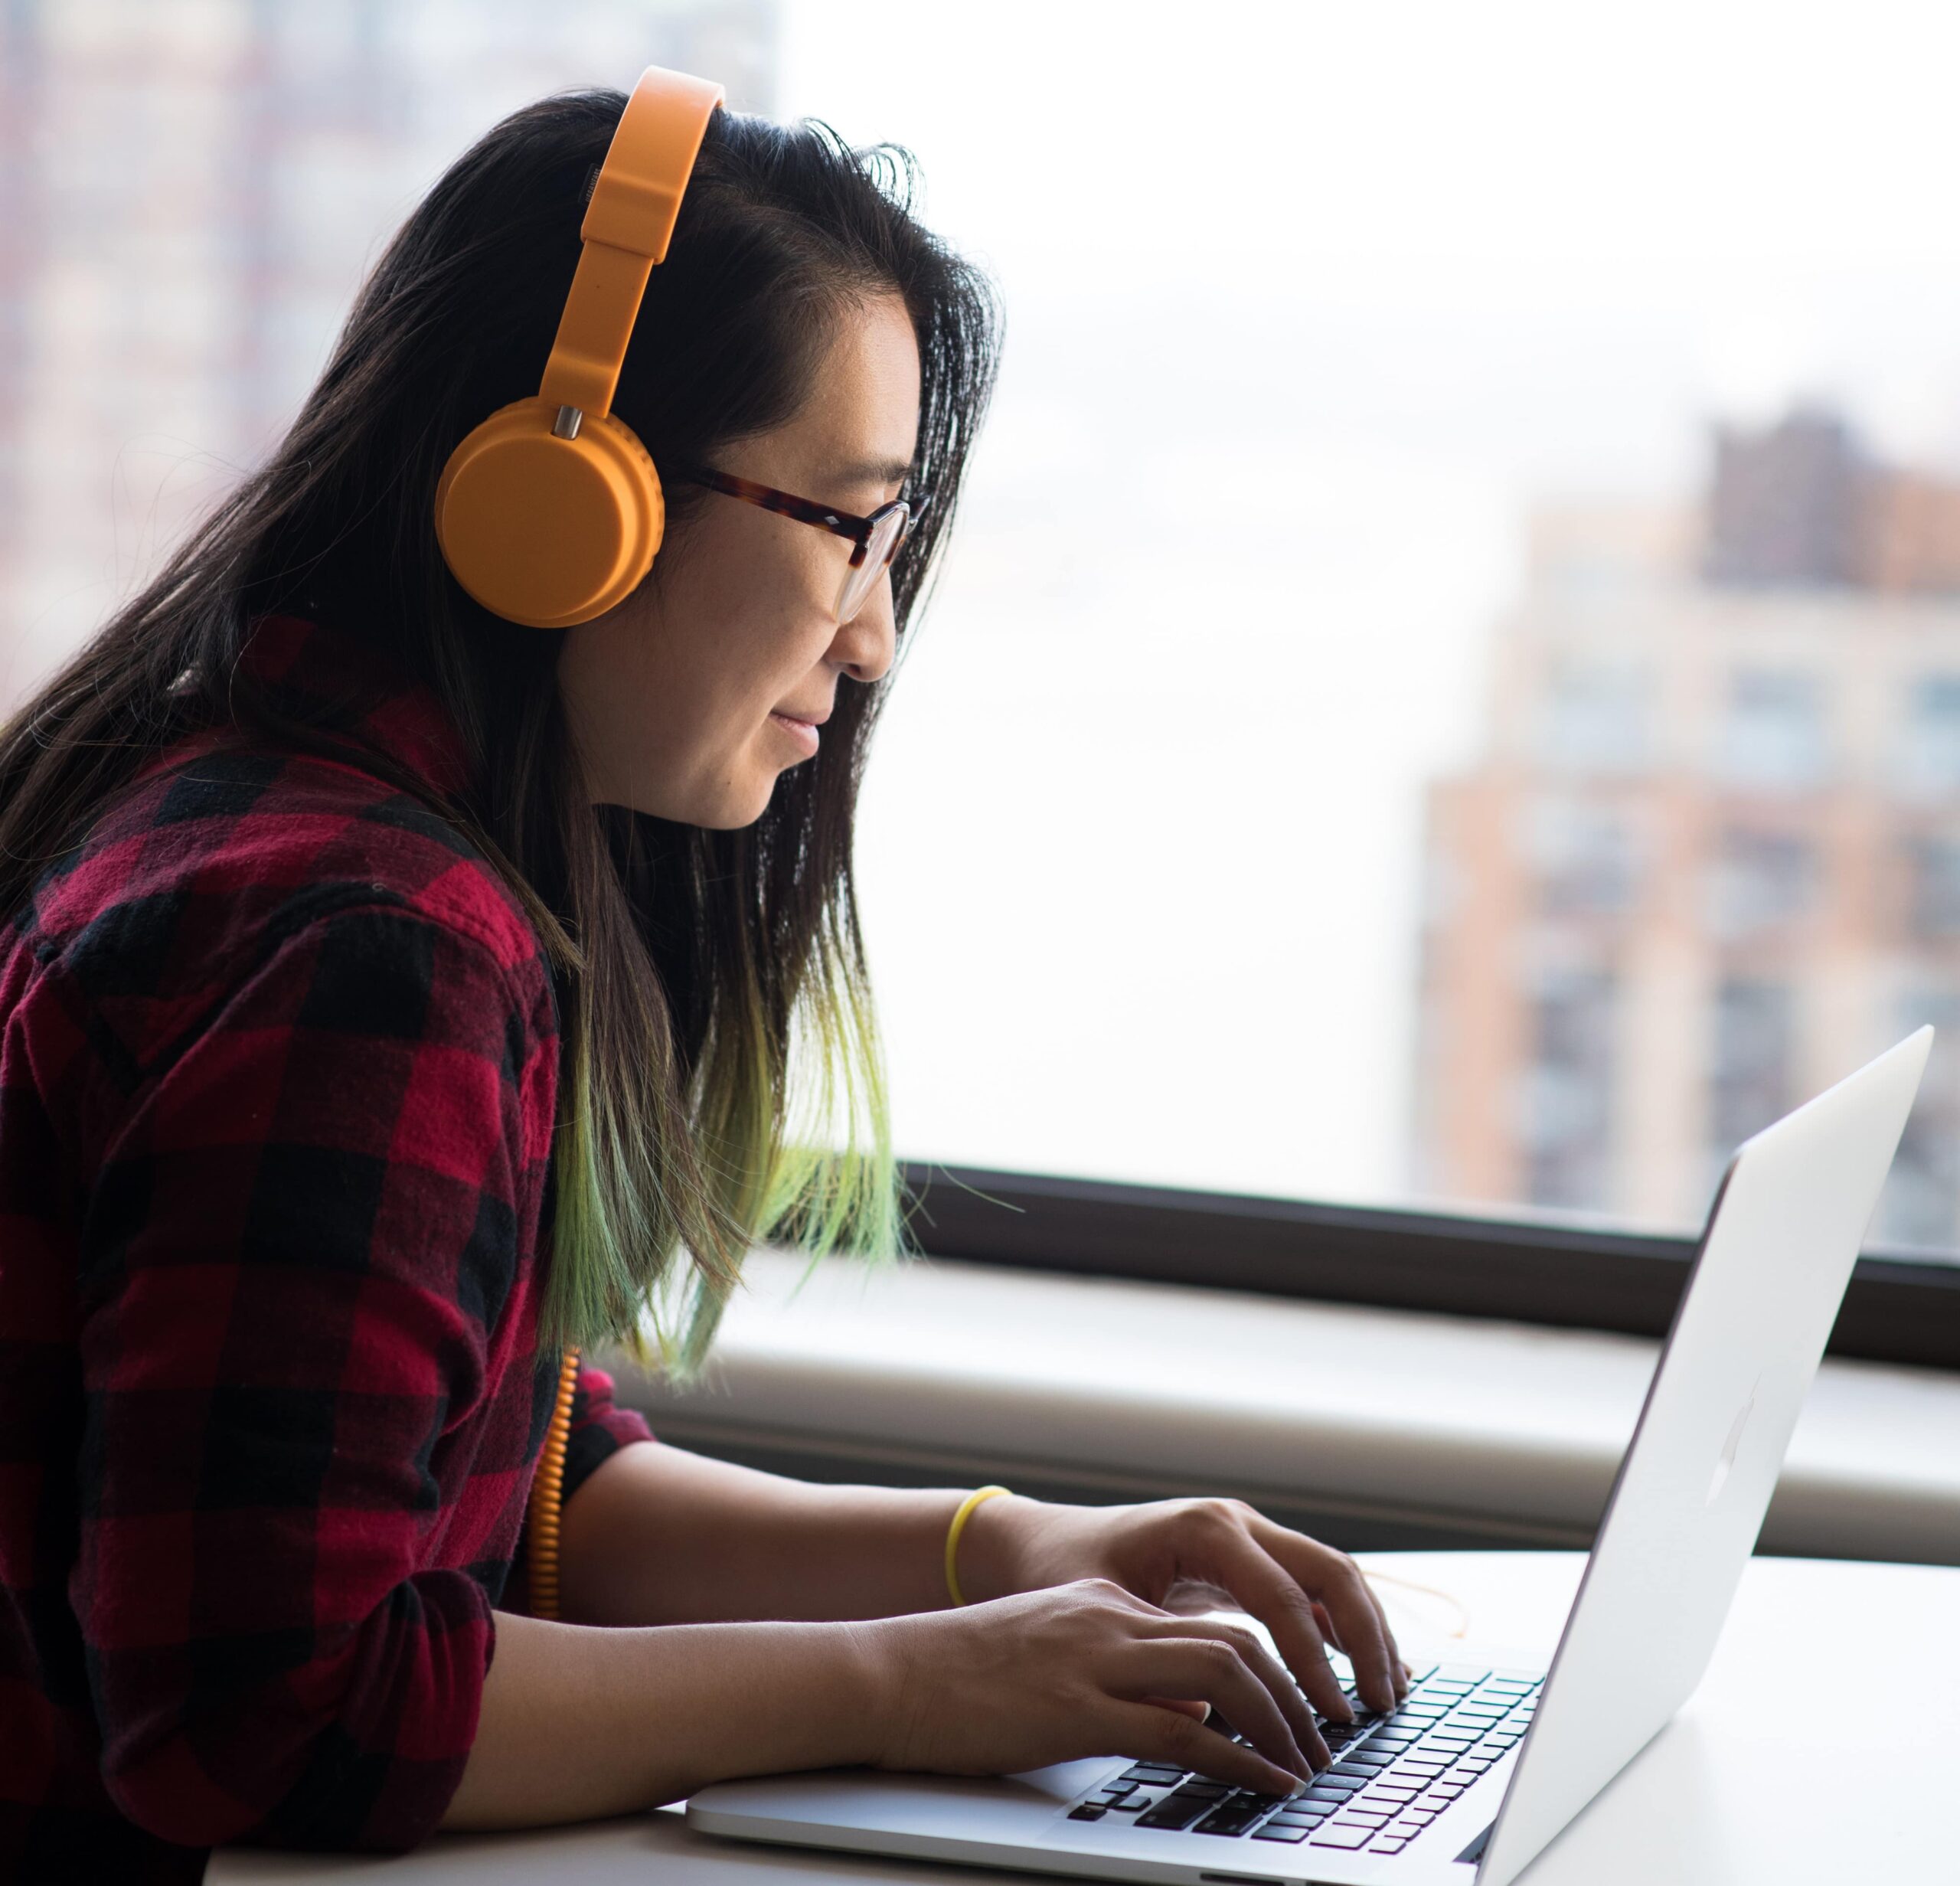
[864, 1578, 1324, 1794]
[958, 1495, 1409, 1721]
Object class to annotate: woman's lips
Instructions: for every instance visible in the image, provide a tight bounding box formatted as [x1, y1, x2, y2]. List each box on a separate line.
[769, 711, 820, 755]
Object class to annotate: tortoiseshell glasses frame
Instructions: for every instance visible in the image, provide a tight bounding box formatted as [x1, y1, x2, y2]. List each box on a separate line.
[673, 466, 926, 626]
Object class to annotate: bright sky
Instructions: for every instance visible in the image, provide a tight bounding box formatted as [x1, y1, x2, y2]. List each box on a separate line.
[773, 0, 1960, 1214]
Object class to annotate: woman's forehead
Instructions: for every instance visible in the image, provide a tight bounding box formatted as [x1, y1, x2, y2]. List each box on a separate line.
[786, 296, 920, 469]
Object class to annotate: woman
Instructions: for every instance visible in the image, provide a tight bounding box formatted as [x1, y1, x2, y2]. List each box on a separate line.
[0, 74, 1404, 1881]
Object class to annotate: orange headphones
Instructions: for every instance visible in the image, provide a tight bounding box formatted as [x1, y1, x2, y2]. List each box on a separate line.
[433, 67, 724, 629]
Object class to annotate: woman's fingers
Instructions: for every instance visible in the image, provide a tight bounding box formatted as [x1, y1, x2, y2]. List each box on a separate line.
[1246, 1527, 1403, 1712]
[1184, 1527, 1359, 1721]
[1134, 1613, 1331, 1770]
[1105, 1699, 1304, 1799]
[1114, 1633, 1315, 1786]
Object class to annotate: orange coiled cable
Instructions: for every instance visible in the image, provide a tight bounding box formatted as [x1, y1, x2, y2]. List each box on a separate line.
[526, 1345, 582, 1620]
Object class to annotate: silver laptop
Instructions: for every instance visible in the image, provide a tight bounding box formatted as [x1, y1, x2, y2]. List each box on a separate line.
[688, 1029, 1932, 1885]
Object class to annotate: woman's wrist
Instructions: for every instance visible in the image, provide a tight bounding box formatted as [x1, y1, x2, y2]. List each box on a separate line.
[944, 1489, 1037, 1608]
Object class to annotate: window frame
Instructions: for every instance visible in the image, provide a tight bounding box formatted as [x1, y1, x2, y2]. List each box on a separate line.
[897, 1162, 1960, 1372]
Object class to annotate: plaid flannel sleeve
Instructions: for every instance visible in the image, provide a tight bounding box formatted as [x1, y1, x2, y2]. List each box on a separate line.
[70, 901, 554, 1853]
[563, 1361, 654, 1501]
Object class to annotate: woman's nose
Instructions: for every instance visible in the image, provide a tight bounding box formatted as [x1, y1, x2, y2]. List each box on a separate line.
[832, 575, 897, 684]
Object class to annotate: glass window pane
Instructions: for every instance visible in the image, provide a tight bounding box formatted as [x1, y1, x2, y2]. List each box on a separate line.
[9, 2, 1960, 1269]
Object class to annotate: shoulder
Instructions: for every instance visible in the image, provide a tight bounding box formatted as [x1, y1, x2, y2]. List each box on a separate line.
[13, 737, 557, 1089]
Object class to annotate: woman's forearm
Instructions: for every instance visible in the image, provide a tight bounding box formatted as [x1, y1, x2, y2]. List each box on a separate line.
[558, 1439, 979, 1626]
[442, 1609, 887, 1829]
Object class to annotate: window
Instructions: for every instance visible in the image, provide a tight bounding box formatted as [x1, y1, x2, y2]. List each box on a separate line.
[1883, 991, 1960, 1249]
[1716, 672, 1828, 793]
[1908, 837, 1960, 942]
[1896, 677, 1960, 800]
[1709, 979, 1795, 1177]
[1517, 966, 1618, 1211]
[1706, 830, 1817, 940]
[1534, 659, 1653, 777]
[7, 2, 1959, 1369]
[1519, 798, 1642, 918]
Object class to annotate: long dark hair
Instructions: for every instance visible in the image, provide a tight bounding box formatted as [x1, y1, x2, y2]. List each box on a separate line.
[0, 91, 1000, 1365]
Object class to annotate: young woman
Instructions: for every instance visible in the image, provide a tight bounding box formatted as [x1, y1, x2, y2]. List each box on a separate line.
[0, 73, 1404, 1881]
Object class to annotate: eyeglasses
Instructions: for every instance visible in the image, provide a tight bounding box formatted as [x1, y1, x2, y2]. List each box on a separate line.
[675, 466, 923, 626]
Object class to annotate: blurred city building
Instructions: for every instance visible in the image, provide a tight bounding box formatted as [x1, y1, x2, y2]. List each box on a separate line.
[1414, 407, 1960, 1246]
[0, 0, 777, 710]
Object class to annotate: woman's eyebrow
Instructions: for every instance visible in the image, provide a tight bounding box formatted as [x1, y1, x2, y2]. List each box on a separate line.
[835, 456, 915, 486]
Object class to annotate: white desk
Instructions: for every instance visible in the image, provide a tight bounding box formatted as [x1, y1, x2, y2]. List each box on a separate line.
[212, 1551, 1960, 1884]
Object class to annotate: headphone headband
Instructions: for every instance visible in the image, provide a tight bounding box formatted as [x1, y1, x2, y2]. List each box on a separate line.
[537, 67, 724, 423]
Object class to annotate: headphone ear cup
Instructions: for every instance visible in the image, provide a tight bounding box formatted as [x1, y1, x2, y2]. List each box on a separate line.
[434, 397, 665, 629]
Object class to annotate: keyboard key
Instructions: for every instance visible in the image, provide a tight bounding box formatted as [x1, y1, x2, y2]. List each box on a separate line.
[1136, 1793, 1214, 1830]
[1122, 1765, 1186, 1784]
[1484, 1678, 1535, 1693]
[1196, 1801, 1269, 1836]
[1108, 1799, 1146, 1813]
[1370, 1837, 1410, 1854]
[1331, 1762, 1386, 1779]
[1343, 1750, 1399, 1769]
[1068, 1805, 1106, 1821]
[1096, 1782, 1136, 1800]
[1310, 1826, 1376, 1848]
[1304, 1777, 1367, 1798]
[1432, 1783, 1468, 1799]
[1253, 1825, 1310, 1843]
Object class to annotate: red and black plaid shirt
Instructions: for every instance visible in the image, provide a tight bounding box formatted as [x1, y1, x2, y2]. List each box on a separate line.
[0, 615, 653, 1882]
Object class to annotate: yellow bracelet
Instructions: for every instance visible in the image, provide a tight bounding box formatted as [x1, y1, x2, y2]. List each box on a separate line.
[943, 1484, 1011, 1607]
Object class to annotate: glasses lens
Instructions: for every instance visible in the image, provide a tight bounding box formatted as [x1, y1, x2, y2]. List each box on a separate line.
[836, 504, 910, 624]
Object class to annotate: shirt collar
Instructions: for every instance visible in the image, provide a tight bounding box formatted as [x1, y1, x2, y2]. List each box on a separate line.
[234, 612, 474, 802]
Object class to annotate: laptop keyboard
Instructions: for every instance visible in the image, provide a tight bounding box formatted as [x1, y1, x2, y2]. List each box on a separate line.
[1064, 1664, 1540, 1860]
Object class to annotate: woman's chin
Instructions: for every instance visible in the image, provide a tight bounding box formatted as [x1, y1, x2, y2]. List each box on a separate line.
[691, 774, 781, 832]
